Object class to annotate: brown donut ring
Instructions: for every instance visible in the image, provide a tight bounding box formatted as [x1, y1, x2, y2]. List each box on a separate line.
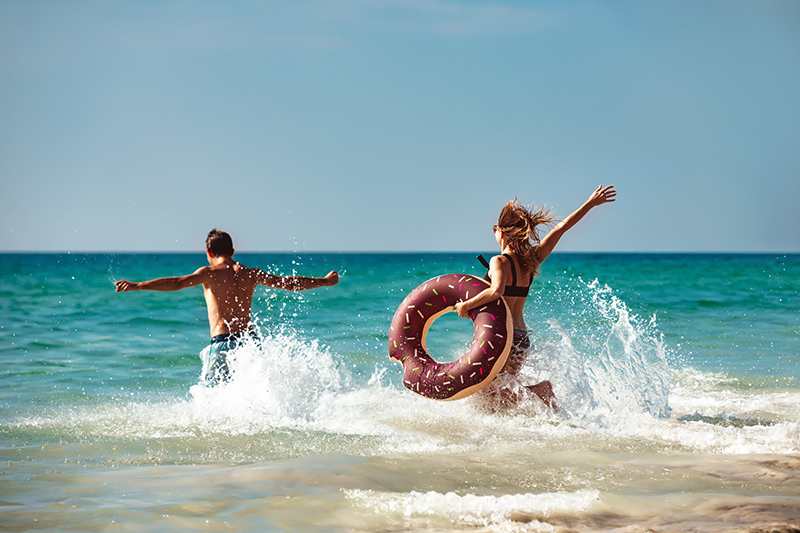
[388, 274, 513, 400]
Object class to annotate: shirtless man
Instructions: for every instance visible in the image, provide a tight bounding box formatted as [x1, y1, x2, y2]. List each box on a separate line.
[115, 229, 339, 384]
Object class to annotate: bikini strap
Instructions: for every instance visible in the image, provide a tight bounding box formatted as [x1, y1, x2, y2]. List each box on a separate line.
[478, 254, 519, 285]
[478, 254, 530, 296]
[502, 253, 517, 286]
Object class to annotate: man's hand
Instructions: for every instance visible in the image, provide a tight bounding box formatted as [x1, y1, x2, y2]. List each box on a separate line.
[115, 280, 140, 292]
[324, 271, 339, 286]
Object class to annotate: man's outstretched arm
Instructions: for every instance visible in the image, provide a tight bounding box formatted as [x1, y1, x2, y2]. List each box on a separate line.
[115, 268, 210, 292]
[255, 270, 339, 292]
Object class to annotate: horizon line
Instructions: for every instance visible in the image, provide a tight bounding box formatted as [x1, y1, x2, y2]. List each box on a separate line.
[1, 250, 798, 255]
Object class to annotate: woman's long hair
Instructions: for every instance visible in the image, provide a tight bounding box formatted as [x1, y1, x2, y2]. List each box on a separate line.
[496, 198, 556, 277]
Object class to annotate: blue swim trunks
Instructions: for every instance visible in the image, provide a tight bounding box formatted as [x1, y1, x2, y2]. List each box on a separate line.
[204, 331, 257, 385]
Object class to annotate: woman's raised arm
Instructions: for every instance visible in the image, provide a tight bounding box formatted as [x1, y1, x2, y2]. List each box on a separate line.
[534, 185, 616, 264]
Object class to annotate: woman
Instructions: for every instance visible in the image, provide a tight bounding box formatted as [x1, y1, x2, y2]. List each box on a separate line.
[454, 185, 617, 410]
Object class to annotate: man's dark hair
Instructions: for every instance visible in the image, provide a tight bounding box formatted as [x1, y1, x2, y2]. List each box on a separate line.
[206, 229, 234, 257]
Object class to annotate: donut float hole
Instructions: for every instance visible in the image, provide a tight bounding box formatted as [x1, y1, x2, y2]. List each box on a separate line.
[422, 312, 475, 363]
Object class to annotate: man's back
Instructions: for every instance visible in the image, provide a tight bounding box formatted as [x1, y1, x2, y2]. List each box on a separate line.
[202, 261, 260, 337]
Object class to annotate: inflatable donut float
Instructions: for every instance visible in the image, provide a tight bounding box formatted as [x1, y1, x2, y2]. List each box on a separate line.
[388, 274, 513, 401]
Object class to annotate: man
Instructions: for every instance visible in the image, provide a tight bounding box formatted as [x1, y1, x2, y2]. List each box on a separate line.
[115, 229, 339, 383]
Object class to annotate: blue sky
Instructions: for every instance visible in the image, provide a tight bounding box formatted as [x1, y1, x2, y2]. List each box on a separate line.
[1, 0, 798, 253]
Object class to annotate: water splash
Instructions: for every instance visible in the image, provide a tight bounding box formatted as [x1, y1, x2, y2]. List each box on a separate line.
[526, 279, 672, 422]
[192, 330, 351, 427]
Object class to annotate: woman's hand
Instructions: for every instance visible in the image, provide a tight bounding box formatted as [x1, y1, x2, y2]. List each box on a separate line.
[454, 301, 471, 318]
[587, 185, 616, 208]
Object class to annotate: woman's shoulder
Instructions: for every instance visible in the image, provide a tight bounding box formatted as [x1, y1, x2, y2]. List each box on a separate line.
[490, 253, 511, 267]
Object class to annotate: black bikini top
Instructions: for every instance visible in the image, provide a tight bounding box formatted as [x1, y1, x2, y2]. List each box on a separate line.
[477, 254, 531, 297]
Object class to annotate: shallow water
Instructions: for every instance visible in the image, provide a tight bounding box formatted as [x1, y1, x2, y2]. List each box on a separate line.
[1, 253, 799, 531]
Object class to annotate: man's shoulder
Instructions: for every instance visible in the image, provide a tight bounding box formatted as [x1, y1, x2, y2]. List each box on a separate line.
[190, 265, 216, 279]
[232, 263, 263, 276]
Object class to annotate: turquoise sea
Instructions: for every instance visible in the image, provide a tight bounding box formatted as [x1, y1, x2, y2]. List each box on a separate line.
[1, 252, 799, 531]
